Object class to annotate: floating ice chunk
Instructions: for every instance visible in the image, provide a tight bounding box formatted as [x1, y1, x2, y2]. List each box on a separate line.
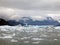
[20, 38, 25, 40]
[32, 41, 40, 44]
[55, 26, 60, 29]
[1, 29, 8, 31]
[24, 41, 30, 43]
[21, 37, 31, 40]
[40, 34, 48, 37]
[3, 36, 13, 39]
[47, 30, 53, 32]
[11, 39, 18, 42]
[0, 36, 12, 39]
[32, 30, 38, 32]
[54, 39, 58, 41]
[2, 34, 8, 36]
[31, 38, 44, 41]
[12, 33, 16, 36]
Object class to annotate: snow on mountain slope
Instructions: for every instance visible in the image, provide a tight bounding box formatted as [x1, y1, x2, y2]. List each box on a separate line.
[48, 14, 60, 22]
[19, 16, 59, 25]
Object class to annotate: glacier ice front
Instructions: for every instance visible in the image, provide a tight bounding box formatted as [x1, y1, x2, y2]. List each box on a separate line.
[0, 25, 60, 45]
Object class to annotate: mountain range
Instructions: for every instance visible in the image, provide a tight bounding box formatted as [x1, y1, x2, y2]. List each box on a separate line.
[19, 17, 59, 26]
[0, 17, 60, 26]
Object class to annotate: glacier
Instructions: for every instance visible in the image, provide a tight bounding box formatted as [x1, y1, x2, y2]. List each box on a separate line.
[0, 25, 60, 45]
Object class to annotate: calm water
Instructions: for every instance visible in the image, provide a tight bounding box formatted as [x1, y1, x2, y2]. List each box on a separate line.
[0, 26, 60, 45]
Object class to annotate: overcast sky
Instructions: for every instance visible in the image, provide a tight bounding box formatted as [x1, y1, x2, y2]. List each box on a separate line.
[0, 0, 60, 21]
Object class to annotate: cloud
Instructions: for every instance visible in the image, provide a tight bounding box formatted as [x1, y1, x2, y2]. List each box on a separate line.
[0, 7, 47, 21]
[47, 14, 60, 21]
[0, 0, 60, 11]
[31, 16, 45, 21]
[0, 7, 60, 22]
[0, 7, 16, 20]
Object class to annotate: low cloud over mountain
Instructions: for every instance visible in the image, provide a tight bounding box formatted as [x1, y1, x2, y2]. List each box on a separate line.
[19, 17, 59, 26]
[0, 16, 59, 26]
[0, 7, 60, 26]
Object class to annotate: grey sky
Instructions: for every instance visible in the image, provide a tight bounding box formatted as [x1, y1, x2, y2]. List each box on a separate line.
[0, 0, 60, 21]
[0, 0, 60, 10]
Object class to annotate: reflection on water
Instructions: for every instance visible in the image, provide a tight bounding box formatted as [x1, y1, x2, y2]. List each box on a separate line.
[0, 26, 60, 45]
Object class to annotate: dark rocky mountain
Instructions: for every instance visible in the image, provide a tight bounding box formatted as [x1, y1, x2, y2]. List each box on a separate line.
[0, 18, 25, 26]
[7, 20, 25, 26]
[55, 23, 60, 26]
[0, 18, 8, 25]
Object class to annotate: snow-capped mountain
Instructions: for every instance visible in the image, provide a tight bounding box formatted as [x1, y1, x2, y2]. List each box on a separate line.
[18, 17, 59, 26]
[47, 14, 60, 22]
[0, 16, 59, 26]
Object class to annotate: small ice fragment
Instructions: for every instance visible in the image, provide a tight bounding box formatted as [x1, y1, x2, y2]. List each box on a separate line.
[40, 34, 48, 37]
[12, 33, 16, 36]
[21, 37, 30, 40]
[1, 29, 8, 31]
[54, 39, 58, 41]
[32, 30, 38, 32]
[32, 41, 40, 44]
[24, 41, 29, 43]
[55, 27, 60, 29]
[3, 36, 13, 38]
[11, 39, 18, 42]
[32, 38, 44, 41]
[48, 30, 53, 32]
